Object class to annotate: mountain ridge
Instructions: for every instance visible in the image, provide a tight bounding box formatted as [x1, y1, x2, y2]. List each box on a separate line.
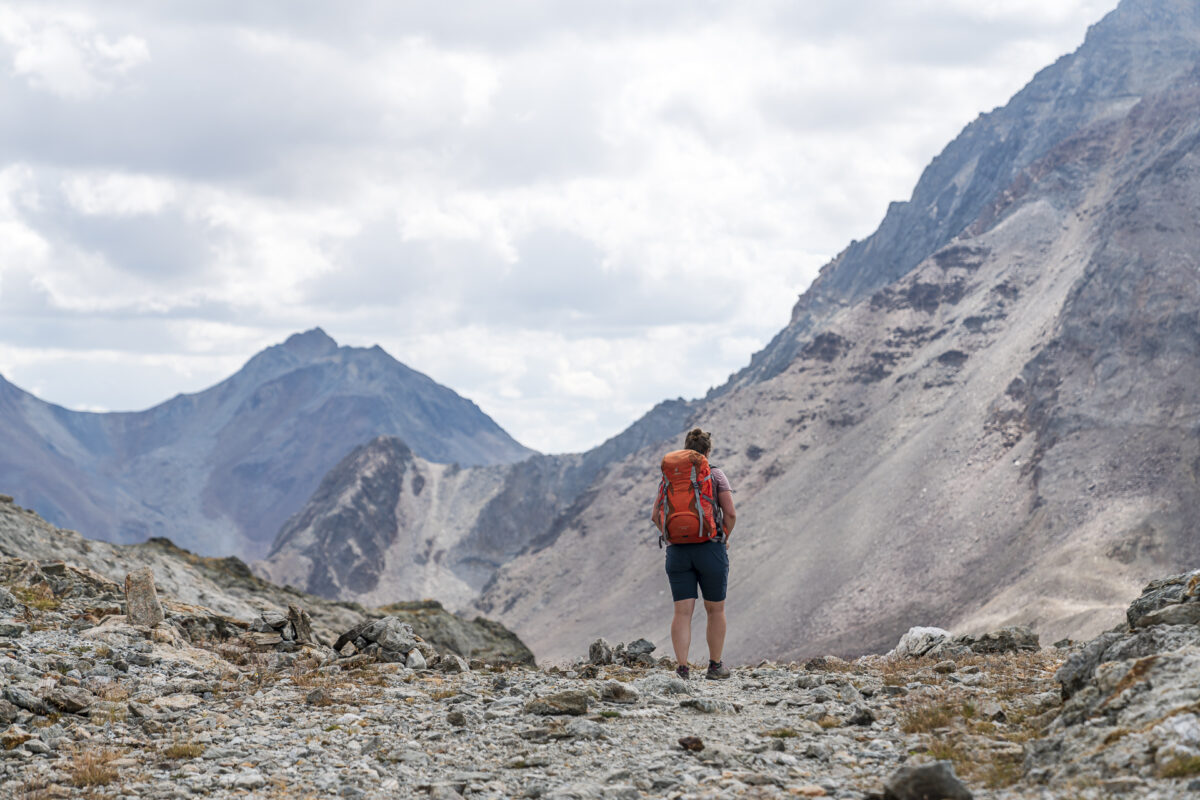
[0, 328, 534, 560]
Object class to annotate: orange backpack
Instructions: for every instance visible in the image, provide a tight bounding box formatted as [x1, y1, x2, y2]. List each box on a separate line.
[653, 449, 724, 546]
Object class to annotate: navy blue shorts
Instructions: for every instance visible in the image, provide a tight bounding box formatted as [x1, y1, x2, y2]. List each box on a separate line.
[665, 539, 729, 602]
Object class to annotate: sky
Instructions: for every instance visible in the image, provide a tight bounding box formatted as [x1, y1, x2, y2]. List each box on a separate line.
[0, 0, 1118, 454]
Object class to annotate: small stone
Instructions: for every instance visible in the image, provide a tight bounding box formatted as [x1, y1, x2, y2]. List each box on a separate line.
[589, 638, 614, 665]
[678, 736, 704, 752]
[446, 709, 467, 727]
[847, 703, 876, 726]
[793, 786, 827, 798]
[933, 660, 957, 674]
[0, 699, 19, 724]
[679, 698, 738, 714]
[600, 681, 639, 704]
[124, 567, 164, 628]
[438, 654, 469, 673]
[260, 610, 288, 629]
[23, 738, 51, 755]
[883, 760, 972, 800]
[979, 700, 1006, 722]
[306, 688, 332, 706]
[0, 622, 27, 637]
[525, 690, 590, 716]
[406, 649, 427, 670]
[562, 719, 604, 740]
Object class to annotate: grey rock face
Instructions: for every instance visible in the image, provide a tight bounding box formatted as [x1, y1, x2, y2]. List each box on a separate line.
[123, 568, 164, 628]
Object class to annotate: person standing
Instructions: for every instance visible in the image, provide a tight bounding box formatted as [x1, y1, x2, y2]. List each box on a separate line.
[652, 428, 737, 679]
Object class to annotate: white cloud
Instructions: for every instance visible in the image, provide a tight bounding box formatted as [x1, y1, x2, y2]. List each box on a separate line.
[63, 172, 176, 216]
[0, 7, 148, 97]
[0, 0, 1120, 452]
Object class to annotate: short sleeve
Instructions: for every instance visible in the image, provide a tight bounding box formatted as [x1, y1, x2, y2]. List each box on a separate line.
[711, 467, 733, 495]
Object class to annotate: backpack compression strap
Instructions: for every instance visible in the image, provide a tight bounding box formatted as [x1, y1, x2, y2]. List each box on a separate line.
[690, 465, 705, 542]
[654, 476, 668, 548]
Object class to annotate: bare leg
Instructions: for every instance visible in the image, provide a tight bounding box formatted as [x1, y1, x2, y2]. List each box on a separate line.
[704, 599, 726, 663]
[671, 599, 696, 666]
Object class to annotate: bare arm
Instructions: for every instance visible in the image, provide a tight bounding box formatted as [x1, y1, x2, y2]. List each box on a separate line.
[718, 490, 736, 535]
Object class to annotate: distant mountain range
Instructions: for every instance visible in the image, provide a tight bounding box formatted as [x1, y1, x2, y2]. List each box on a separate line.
[0, 328, 533, 559]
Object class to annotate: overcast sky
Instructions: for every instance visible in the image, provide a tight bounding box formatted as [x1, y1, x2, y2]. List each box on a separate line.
[0, 0, 1117, 454]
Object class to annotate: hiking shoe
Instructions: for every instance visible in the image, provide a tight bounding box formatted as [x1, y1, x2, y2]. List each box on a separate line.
[675, 664, 690, 680]
[706, 661, 730, 680]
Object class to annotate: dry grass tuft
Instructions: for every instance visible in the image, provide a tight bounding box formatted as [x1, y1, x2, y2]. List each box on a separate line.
[12, 583, 59, 611]
[162, 740, 205, 760]
[1161, 755, 1200, 779]
[67, 748, 121, 787]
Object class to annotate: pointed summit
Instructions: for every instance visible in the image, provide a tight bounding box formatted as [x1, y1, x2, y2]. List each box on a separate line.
[280, 328, 339, 359]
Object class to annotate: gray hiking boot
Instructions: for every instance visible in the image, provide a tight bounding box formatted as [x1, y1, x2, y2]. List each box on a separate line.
[706, 660, 730, 680]
[676, 664, 690, 680]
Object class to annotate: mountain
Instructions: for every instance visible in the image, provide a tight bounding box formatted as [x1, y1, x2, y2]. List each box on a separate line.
[472, 0, 1200, 661]
[258, 396, 698, 607]
[0, 328, 534, 559]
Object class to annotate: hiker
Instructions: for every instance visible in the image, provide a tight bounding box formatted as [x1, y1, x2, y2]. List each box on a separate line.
[651, 427, 736, 679]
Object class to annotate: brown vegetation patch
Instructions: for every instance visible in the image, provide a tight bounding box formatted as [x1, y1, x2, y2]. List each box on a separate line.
[67, 747, 121, 787]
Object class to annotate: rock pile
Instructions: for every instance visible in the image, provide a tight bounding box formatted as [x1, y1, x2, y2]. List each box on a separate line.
[1025, 569, 1200, 791]
[334, 616, 438, 668]
[587, 637, 658, 667]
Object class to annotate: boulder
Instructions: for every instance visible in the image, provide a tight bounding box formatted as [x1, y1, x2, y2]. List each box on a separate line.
[588, 638, 613, 665]
[46, 686, 94, 714]
[287, 604, 316, 645]
[626, 638, 655, 657]
[1126, 570, 1200, 628]
[889, 627, 953, 659]
[124, 567, 164, 628]
[438, 654, 469, 674]
[956, 626, 1039, 654]
[882, 761, 972, 800]
[362, 617, 418, 654]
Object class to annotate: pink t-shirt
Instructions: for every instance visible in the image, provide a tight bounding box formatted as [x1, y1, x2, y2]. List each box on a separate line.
[710, 467, 732, 495]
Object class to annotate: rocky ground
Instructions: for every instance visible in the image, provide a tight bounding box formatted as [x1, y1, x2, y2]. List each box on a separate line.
[5, 558, 1200, 798]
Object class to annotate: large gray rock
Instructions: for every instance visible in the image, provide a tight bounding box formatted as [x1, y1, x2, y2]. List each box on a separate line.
[47, 686, 94, 714]
[124, 567, 164, 628]
[588, 638, 613, 665]
[287, 604, 316, 645]
[882, 761, 972, 800]
[956, 626, 1039, 654]
[1127, 571, 1200, 628]
[361, 617, 418, 654]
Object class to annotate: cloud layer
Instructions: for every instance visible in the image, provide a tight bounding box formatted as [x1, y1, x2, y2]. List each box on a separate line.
[0, 0, 1116, 452]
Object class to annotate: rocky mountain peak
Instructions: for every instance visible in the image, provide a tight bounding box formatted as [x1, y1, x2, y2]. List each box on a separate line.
[727, 0, 1200, 391]
[278, 327, 339, 360]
